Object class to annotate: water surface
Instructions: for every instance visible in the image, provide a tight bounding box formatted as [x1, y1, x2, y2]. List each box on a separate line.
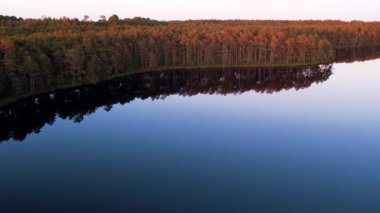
[1, 58, 380, 213]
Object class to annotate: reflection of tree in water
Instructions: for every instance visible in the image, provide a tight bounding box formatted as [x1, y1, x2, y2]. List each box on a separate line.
[0, 65, 332, 142]
[335, 47, 380, 63]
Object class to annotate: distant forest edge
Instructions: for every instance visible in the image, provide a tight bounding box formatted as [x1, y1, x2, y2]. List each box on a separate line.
[1, 15, 380, 101]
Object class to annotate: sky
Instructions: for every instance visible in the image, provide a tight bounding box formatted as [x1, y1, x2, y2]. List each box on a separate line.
[1, 0, 380, 21]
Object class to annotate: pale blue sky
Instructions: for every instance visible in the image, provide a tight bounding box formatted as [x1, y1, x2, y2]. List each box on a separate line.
[1, 0, 379, 21]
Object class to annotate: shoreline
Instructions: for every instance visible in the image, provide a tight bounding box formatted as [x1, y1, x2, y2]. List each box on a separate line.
[0, 62, 332, 108]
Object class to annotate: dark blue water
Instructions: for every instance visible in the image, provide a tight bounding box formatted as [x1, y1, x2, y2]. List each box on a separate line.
[1, 59, 380, 212]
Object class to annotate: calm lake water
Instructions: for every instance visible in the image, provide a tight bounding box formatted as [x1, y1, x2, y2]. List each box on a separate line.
[1, 58, 380, 212]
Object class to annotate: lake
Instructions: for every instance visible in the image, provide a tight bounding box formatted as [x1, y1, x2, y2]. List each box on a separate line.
[1, 56, 380, 212]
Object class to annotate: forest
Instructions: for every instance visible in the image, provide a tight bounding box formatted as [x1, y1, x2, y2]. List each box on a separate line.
[0, 15, 380, 100]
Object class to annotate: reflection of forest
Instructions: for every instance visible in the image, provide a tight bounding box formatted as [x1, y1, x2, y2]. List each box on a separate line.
[335, 46, 380, 63]
[0, 65, 332, 142]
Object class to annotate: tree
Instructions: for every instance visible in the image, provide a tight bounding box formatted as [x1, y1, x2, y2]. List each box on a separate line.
[82, 15, 90, 22]
[23, 55, 40, 93]
[108, 15, 119, 24]
[99, 15, 106, 22]
[318, 39, 334, 62]
[86, 55, 102, 83]
[66, 47, 85, 84]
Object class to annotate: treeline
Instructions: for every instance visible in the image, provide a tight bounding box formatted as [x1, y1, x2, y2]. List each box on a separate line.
[0, 15, 22, 22]
[0, 16, 164, 38]
[0, 17, 380, 99]
[0, 65, 332, 142]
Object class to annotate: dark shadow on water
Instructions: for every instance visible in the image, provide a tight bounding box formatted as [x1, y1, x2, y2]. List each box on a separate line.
[0, 65, 332, 142]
